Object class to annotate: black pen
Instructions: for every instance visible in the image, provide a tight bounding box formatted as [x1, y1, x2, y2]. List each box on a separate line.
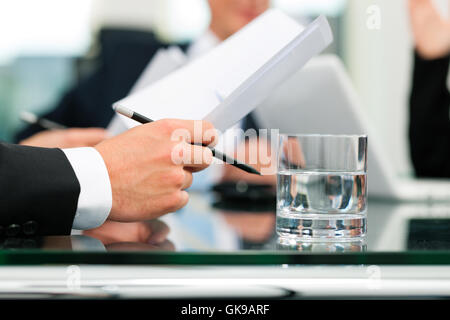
[20, 111, 67, 130]
[113, 105, 261, 175]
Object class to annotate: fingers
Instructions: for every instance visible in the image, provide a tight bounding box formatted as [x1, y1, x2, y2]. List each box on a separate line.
[172, 142, 213, 172]
[106, 240, 175, 252]
[182, 171, 193, 189]
[146, 191, 190, 219]
[161, 119, 219, 147]
[145, 220, 171, 244]
[168, 190, 189, 213]
[152, 240, 175, 251]
[103, 119, 218, 223]
[183, 143, 214, 172]
[133, 219, 171, 244]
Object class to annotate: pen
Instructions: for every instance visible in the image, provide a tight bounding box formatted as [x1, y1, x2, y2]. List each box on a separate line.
[113, 105, 261, 175]
[20, 111, 67, 130]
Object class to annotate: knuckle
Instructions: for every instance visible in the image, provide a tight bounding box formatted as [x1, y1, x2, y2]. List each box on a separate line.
[162, 120, 190, 143]
[168, 142, 185, 164]
[167, 191, 188, 212]
[161, 119, 180, 133]
[169, 169, 185, 189]
[202, 120, 214, 131]
[203, 147, 213, 164]
[156, 119, 174, 135]
[185, 173, 193, 189]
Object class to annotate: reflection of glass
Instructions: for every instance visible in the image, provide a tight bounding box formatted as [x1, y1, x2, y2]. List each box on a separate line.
[277, 134, 368, 241]
[277, 237, 367, 253]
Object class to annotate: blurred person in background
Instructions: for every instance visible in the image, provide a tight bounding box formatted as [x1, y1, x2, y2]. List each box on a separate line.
[17, 28, 170, 147]
[15, 0, 274, 236]
[185, 0, 276, 185]
[409, 0, 450, 178]
[17, 0, 270, 145]
[17, 0, 275, 185]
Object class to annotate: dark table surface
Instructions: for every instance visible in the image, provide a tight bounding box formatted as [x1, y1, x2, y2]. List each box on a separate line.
[2, 189, 450, 266]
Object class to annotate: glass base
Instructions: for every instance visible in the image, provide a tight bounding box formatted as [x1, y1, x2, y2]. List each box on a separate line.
[276, 212, 367, 242]
[277, 237, 367, 252]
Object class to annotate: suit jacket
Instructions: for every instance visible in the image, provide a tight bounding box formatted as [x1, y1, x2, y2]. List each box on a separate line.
[0, 142, 80, 236]
[409, 51, 450, 178]
[16, 28, 259, 141]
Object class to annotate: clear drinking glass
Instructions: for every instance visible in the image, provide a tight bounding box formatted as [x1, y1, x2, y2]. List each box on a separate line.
[276, 134, 368, 241]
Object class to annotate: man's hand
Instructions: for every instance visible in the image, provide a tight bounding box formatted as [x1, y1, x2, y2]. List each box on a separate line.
[95, 119, 217, 222]
[220, 137, 276, 185]
[19, 128, 107, 148]
[83, 219, 171, 245]
[84, 220, 175, 251]
[409, 0, 450, 59]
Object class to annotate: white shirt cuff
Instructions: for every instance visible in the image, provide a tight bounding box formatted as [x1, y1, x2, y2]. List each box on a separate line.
[62, 147, 112, 230]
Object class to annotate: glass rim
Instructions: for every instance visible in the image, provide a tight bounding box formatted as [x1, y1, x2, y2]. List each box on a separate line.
[279, 133, 368, 139]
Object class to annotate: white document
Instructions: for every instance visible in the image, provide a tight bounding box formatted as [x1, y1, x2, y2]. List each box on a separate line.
[114, 9, 333, 132]
[107, 46, 187, 136]
[131, 46, 187, 94]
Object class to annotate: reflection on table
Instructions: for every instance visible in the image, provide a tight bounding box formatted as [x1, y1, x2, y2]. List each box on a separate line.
[1, 191, 450, 255]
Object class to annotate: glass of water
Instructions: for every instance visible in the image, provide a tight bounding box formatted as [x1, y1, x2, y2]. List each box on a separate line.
[276, 134, 367, 241]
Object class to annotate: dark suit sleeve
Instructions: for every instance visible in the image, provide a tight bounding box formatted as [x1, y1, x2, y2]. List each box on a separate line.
[0, 143, 80, 235]
[409, 51, 450, 178]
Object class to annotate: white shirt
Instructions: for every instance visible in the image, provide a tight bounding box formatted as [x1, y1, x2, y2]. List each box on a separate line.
[63, 148, 112, 230]
[186, 30, 221, 60]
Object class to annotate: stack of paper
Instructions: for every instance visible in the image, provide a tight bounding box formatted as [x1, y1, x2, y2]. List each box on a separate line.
[113, 9, 333, 132]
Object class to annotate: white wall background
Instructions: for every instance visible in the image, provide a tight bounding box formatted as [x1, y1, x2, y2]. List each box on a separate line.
[90, 0, 210, 42]
[344, 0, 449, 176]
[0, 0, 92, 64]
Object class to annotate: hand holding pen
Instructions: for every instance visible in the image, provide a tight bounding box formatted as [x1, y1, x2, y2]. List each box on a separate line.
[113, 106, 261, 175]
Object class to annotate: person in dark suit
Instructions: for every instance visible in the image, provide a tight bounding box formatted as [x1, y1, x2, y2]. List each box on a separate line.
[16, 1, 269, 144]
[408, 0, 450, 178]
[11, 0, 271, 239]
[1, 143, 82, 236]
[1, 119, 217, 236]
[16, 29, 179, 142]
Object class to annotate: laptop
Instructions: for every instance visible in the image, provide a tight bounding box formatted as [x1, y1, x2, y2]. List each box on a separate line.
[254, 54, 450, 202]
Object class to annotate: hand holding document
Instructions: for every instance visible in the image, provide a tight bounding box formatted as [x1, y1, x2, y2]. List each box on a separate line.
[113, 9, 333, 133]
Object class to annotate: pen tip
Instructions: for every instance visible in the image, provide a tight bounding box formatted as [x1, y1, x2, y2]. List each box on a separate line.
[249, 167, 261, 175]
[20, 111, 38, 124]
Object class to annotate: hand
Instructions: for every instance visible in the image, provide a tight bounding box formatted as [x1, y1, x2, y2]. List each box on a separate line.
[409, 0, 450, 59]
[19, 128, 107, 148]
[220, 137, 276, 185]
[95, 119, 218, 222]
[83, 219, 172, 247]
